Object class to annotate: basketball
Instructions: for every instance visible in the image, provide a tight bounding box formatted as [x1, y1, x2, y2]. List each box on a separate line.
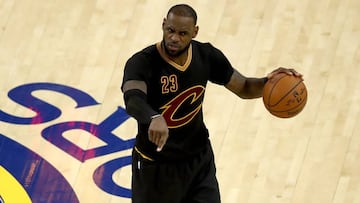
[262, 73, 307, 118]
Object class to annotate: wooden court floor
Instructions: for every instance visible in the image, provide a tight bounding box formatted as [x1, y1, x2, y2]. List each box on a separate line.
[0, 0, 359, 202]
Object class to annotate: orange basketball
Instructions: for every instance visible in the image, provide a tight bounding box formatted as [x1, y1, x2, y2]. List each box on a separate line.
[262, 73, 307, 118]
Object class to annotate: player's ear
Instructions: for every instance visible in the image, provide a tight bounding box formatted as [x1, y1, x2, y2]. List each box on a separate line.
[192, 26, 199, 38]
[162, 18, 166, 29]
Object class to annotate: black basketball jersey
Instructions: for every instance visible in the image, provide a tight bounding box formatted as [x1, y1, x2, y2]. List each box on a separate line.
[122, 40, 234, 161]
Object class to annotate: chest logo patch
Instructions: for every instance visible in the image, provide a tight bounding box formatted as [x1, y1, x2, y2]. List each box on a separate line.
[160, 85, 205, 128]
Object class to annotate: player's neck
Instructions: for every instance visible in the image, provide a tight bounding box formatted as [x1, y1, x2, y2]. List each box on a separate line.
[161, 42, 188, 66]
[156, 42, 192, 72]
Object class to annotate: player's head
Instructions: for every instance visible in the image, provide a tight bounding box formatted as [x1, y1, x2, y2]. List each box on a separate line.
[162, 4, 199, 57]
[167, 4, 197, 24]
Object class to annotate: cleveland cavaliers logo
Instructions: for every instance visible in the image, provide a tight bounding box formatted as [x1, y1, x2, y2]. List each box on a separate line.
[160, 85, 205, 128]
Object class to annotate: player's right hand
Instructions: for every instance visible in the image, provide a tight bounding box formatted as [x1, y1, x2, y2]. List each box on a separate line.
[148, 115, 169, 152]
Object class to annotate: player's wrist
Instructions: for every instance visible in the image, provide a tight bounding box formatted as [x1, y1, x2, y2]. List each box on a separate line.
[150, 114, 161, 120]
[262, 77, 268, 84]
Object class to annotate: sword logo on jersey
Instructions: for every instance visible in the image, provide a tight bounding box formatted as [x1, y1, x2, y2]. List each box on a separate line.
[160, 85, 205, 128]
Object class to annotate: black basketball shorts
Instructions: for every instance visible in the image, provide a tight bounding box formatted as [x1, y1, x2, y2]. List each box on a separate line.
[131, 142, 221, 203]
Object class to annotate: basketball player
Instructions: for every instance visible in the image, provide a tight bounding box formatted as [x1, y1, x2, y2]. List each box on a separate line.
[121, 4, 302, 203]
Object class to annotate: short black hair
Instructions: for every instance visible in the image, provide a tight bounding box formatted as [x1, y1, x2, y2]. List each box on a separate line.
[167, 4, 197, 24]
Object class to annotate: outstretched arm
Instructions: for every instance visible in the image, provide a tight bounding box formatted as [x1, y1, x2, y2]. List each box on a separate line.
[122, 80, 169, 152]
[225, 69, 267, 99]
[225, 67, 303, 99]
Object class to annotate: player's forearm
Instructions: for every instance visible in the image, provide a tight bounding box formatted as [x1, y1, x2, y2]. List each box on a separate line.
[240, 77, 268, 99]
[225, 70, 268, 99]
[123, 89, 159, 124]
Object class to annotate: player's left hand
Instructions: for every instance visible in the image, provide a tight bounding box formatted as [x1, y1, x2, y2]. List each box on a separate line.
[267, 67, 303, 80]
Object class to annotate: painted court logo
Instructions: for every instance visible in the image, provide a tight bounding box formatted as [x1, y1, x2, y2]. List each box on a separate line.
[0, 82, 135, 202]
